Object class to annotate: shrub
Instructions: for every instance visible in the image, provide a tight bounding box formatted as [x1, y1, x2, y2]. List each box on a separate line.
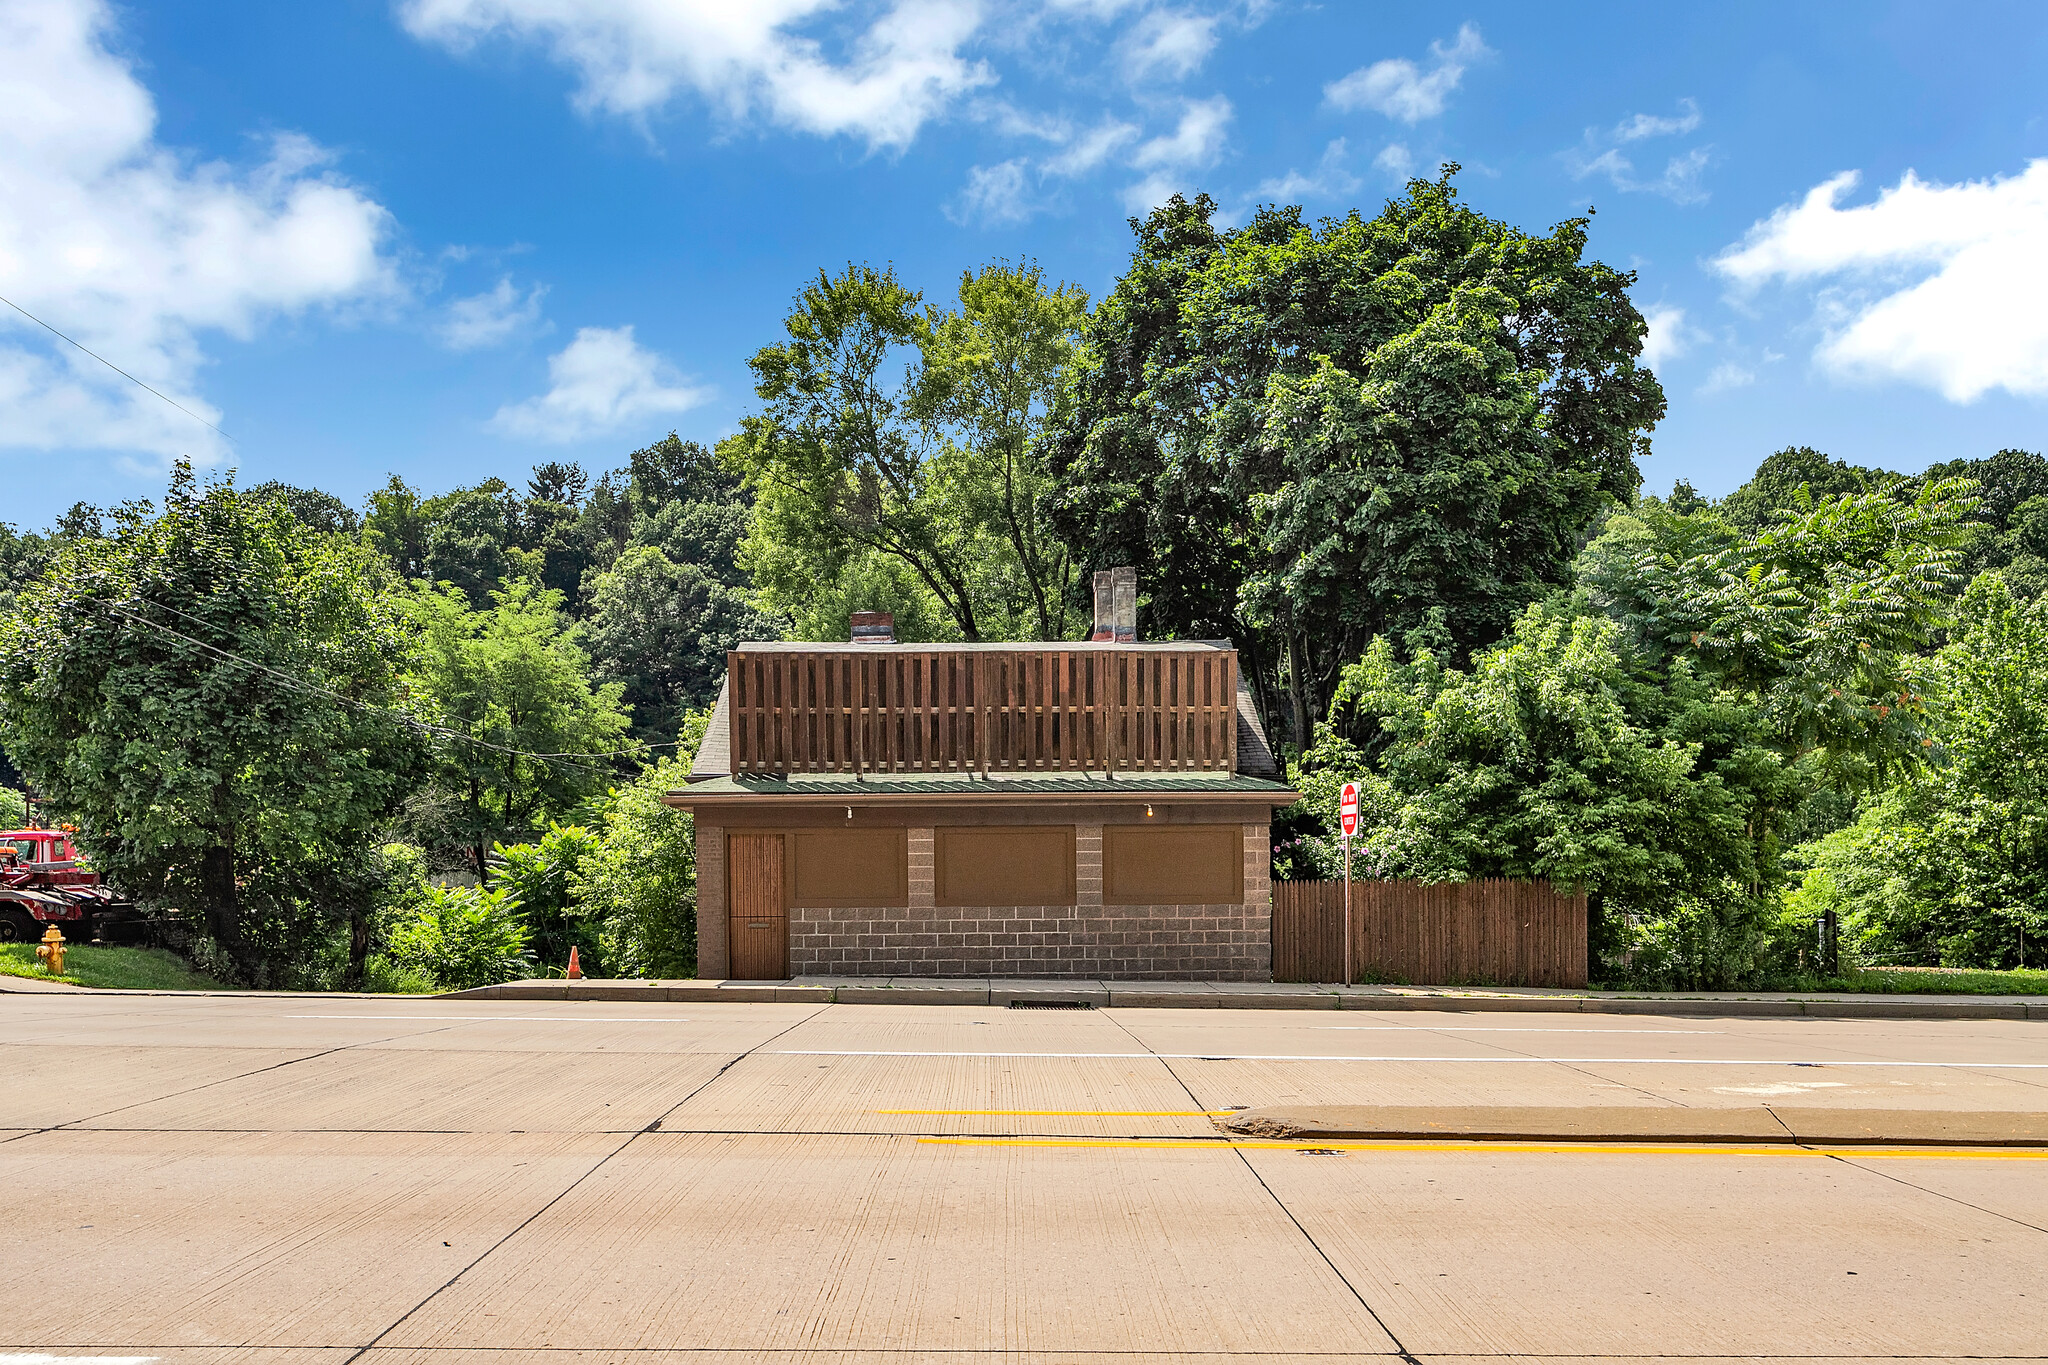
[361, 954, 438, 994]
[574, 750, 698, 978]
[380, 884, 534, 990]
[493, 825, 602, 975]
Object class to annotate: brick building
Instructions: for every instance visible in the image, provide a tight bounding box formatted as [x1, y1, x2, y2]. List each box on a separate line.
[665, 591, 1298, 982]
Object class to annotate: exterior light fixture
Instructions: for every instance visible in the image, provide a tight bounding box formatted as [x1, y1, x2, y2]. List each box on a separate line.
[1146, 804, 1154, 817]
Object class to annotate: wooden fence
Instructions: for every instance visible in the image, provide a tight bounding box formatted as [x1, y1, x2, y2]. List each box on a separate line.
[727, 647, 1238, 776]
[1272, 878, 1588, 988]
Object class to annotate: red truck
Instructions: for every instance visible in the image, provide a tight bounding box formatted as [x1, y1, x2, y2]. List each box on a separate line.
[0, 828, 126, 944]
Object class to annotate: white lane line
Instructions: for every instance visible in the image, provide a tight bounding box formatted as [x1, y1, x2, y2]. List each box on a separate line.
[764, 1049, 2048, 1067]
[1313, 1027, 1722, 1034]
[285, 1014, 691, 1022]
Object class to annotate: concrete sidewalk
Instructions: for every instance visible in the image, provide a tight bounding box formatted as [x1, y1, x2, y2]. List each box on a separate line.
[447, 973, 2048, 1020]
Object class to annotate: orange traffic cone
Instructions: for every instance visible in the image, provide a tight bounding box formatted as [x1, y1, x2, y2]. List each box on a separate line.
[566, 946, 583, 980]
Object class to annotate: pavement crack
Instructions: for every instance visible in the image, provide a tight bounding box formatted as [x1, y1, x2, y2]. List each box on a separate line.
[1100, 1010, 1424, 1365]
[10, 1023, 476, 1138]
[1819, 1150, 2048, 1237]
[340, 1000, 835, 1364]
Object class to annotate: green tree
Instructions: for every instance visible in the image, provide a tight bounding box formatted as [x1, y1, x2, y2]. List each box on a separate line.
[1716, 447, 1893, 531]
[913, 262, 1089, 640]
[577, 545, 778, 740]
[1583, 480, 1975, 790]
[1792, 574, 2048, 967]
[727, 261, 1086, 642]
[1042, 176, 1666, 746]
[0, 464, 427, 985]
[1295, 606, 1761, 983]
[405, 579, 633, 879]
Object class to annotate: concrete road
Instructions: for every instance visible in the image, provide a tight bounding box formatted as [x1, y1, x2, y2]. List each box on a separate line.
[1, 994, 2044, 1363]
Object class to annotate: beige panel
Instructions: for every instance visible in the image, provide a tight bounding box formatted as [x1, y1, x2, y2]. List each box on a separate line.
[1103, 823, 1243, 906]
[788, 827, 910, 907]
[934, 825, 1076, 907]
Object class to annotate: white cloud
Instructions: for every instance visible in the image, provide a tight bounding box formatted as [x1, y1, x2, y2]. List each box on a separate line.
[1323, 24, 1489, 124]
[1715, 160, 2048, 402]
[1565, 100, 1710, 204]
[490, 326, 706, 442]
[0, 0, 396, 466]
[1256, 139, 1359, 203]
[437, 276, 547, 350]
[1122, 9, 1218, 82]
[1123, 95, 1231, 210]
[1569, 144, 1711, 205]
[1043, 117, 1139, 176]
[948, 159, 1034, 225]
[399, 0, 995, 151]
[1699, 361, 1755, 395]
[1131, 95, 1231, 170]
[1614, 98, 1700, 143]
[1373, 142, 1415, 182]
[1638, 304, 1693, 370]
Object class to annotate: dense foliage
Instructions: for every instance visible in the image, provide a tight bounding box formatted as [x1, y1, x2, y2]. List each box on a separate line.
[1, 176, 2044, 990]
[1043, 174, 1666, 743]
[0, 467, 427, 986]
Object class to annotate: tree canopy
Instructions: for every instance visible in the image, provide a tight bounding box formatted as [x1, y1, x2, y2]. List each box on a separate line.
[0, 466, 427, 984]
[1043, 174, 1666, 744]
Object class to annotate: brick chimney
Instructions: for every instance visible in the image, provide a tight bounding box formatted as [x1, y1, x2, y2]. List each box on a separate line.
[1089, 567, 1138, 643]
[850, 611, 895, 643]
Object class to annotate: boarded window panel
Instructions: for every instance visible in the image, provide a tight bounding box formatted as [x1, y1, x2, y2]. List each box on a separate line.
[788, 828, 909, 907]
[1104, 824, 1243, 906]
[935, 826, 1076, 908]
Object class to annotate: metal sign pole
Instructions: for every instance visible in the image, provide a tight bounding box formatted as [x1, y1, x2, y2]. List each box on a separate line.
[1342, 832, 1352, 989]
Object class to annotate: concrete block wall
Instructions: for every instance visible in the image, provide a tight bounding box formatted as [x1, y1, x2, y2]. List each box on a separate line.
[785, 822, 1273, 981]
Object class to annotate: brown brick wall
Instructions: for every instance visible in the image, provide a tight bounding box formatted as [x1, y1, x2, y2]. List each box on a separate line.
[785, 822, 1273, 980]
[695, 823, 727, 978]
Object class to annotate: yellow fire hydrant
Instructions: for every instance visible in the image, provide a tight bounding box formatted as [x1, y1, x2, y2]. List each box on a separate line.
[35, 924, 65, 976]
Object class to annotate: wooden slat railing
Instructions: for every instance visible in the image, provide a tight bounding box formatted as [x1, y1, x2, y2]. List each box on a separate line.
[1272, 878, 1588, 988]
[727, 647, 1238, 776]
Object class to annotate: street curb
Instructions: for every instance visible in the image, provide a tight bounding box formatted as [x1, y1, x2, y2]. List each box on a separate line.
[439, 978, 2048, 1020]
[1221, 1104, 2048, 1147]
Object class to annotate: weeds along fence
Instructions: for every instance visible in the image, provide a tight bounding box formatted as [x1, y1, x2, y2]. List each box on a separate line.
[1272, 878, 1588, 988]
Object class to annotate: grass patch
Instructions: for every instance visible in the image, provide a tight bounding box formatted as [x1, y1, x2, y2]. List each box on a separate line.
[1834, 965, 2048, 996]
[0, 942, 230, 991]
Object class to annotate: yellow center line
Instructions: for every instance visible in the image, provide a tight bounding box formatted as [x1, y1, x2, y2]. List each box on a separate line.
[877, 1108, 1231, 1117]
[915, 1136, 2048, 1159]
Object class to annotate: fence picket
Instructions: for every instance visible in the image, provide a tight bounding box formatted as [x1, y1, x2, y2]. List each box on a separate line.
[1271, 878, 1587, 987]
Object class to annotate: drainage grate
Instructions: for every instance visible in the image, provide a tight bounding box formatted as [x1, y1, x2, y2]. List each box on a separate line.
[1298, 1148, 1346, 1157]
[1006, 1000, 1095, 1010]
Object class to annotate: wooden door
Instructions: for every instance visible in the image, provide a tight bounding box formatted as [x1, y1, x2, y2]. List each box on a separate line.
[727, 833, 788, 980]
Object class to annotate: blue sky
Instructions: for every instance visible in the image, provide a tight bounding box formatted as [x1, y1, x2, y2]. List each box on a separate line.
[5, 0, 2048, 530]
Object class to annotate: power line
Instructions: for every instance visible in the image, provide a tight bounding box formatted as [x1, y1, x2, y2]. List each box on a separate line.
[97, 601, 657, 777]
[126, 595, 687, 758]
[0, 291, 235, 446]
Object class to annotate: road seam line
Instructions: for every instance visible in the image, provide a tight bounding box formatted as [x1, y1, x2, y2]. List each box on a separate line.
[339, 1001, 836, 1363]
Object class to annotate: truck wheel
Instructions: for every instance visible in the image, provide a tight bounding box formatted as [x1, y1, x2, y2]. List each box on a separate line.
[0, 906, 39, 944]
